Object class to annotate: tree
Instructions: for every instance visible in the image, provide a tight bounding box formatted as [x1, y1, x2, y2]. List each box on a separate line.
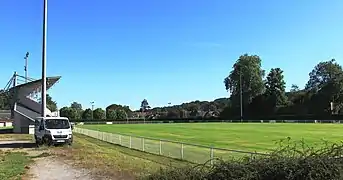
[116, 109, 127, 120]
[305, 59, 343, 114]
[70, 102, 82, 111]
[305, 59, 342, 91]
[106, 109, 117, 120]
[265, 68, 287, 106]
[0, 90, 11, 110]
[224, 54, 265, 109]
[69, 102, 83, 119]
[59, 107, 79, 120]
[167, 109, 181, 119]
[290, 84, 300, 92]
[46, 94, 57, 112]
[93, 108, 105, 120]
[82, 108, 93, 120]
[106, 104, 132, 118]
[140, 99, 150, 112]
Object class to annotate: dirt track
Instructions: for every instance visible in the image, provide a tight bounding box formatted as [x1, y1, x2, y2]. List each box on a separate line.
[27, 156, 95, 180]
[0, 140, 100, 180]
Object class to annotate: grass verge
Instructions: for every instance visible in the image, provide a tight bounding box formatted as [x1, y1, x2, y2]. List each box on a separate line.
[145, 139, 343, 180]
[0, 151, 32, 180]
[0, 134, 33, 141]
[52, 133, 189, 179]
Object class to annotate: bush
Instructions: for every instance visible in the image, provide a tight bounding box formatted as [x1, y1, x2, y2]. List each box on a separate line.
[144, 139, 343, 180]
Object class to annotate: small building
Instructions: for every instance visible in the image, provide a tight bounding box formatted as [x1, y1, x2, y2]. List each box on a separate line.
[0, 110, 12, 127]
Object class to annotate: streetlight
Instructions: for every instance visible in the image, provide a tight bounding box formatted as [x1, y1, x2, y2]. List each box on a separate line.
[90, 101, 94, 119]
[41, 0, 48, 117]
[240, 68, 243, 122]
[24, 52, 29, 83]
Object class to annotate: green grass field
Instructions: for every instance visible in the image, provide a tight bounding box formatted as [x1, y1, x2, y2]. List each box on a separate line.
[0, 126, 13, 129]
[80, 123, 343, 152]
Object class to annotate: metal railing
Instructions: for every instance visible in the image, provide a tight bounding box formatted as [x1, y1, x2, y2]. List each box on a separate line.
[73, 127, 268, 164]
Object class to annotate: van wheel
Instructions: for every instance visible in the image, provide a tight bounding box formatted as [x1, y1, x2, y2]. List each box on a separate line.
[35, 136, 40, 147]
[43, 136, 52, 146]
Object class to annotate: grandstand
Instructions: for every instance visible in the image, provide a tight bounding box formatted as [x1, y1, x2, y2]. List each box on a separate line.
[2, 72, 61, 133]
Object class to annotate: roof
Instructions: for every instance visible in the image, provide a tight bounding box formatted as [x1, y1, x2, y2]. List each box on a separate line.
[35, 117, 69, 120]
[9, 76, 61, 95]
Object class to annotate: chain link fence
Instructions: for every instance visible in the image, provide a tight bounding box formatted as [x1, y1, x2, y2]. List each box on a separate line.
[74, 127, 268, 164]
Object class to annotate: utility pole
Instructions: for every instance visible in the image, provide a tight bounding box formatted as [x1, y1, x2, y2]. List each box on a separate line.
[41, 0, 48, 117]
[24, 52, 29, 83]
[240, 68, 243, 122]
[90, 102, 94, 119]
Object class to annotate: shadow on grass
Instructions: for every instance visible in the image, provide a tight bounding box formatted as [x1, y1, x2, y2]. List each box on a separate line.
[0, 141, 37, 149]
[0, 128, 13, 134]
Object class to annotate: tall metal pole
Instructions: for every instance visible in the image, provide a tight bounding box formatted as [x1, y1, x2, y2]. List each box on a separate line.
[24, 52, 29, 83]
[240, 68, 243, 122]
[13, 71, 17, 87]
[91, 102, 94, 119]
[41, 0, 48, 117]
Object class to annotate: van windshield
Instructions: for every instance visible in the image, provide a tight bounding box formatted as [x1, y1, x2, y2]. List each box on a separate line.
[45, 119, 70, 129]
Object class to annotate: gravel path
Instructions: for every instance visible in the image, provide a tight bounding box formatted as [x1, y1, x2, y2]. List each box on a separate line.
[0, 140, 105, 180]
[27, 156, 95, 180]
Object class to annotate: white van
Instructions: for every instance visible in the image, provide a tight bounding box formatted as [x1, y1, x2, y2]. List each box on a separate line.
[34, 117, 73, 146]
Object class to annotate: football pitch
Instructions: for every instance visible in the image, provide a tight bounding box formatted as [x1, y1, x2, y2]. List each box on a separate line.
[79, 123, 343, 152]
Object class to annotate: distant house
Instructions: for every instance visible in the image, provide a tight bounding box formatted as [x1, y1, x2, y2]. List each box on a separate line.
[0, 110, 12, 127]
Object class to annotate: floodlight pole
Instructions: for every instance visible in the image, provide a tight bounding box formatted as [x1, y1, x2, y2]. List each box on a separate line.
[240, 67, 243, 122]
[24, 52, 29, 83]
[90, 102, 94, 119]
[41, 0, 48, 117]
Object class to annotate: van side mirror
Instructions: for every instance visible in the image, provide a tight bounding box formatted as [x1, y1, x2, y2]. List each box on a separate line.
[71, 124, 74, 130]
[39, 126, 44, 131]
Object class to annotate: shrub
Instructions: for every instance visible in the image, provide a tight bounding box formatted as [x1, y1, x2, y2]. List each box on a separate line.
[143, 138, 343, 180]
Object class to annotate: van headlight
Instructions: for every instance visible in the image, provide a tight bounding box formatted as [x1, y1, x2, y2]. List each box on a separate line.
[68, 134, 73, 138]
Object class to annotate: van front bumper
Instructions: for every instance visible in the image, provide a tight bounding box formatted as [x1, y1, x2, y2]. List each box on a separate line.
[51, 135, 73, 144]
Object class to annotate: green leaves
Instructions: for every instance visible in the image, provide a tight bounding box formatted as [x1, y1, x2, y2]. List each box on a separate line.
[46, 94, 57, 112]
[265, 68, 287, 106]
[224, 54, 265, 106]
[222, 55, 343, 118]
[59, 107, 80, 120]
[93, 108, 105, 120]
[82, 108, 93, 120]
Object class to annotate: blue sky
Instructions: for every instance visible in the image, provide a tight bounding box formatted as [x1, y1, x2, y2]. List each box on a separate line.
[1, 0, 342, 110]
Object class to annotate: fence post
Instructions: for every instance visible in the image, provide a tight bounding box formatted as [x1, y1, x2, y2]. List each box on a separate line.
[129, 136, 132, 148]
[119, 135, 122, 145]
[210, 147, 214, 165]
[142, 138, 145, 152]
[159, 140, 162, 155]
[181, 143, 184, 160]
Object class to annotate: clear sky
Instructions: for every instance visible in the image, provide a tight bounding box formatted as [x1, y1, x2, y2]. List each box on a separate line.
[0, 0, 342, 110]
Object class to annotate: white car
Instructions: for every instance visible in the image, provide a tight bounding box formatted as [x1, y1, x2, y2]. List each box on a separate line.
[34, 117, 73, 146]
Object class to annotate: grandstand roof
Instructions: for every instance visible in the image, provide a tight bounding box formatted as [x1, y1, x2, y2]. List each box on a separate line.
[9, 76, 61, 96]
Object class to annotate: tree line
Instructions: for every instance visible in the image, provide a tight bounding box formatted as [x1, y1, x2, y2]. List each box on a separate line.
[59, 102, 133, 121]
[1, 54, 343, 121]
[58, 54, 343, 121]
